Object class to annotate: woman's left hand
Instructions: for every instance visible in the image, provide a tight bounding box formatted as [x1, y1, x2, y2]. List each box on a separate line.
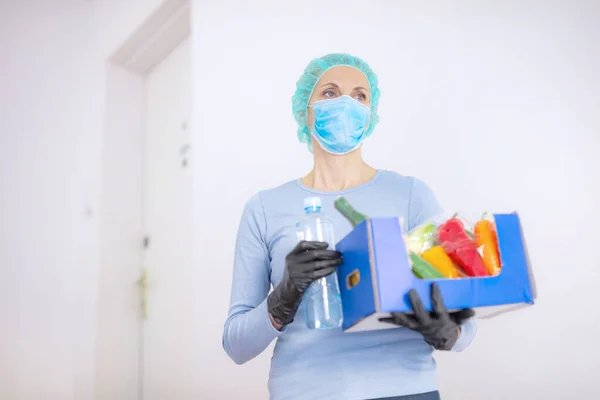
[379, 282, 475, 351]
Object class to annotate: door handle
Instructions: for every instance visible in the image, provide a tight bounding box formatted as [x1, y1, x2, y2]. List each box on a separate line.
[136, 267, 149, 320]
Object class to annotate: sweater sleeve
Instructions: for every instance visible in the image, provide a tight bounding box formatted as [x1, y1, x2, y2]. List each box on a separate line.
[222, 194, 285, 365]
[451, 318, 477, 352]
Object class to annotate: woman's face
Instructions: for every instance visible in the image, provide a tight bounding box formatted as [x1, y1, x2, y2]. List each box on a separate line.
[306, 66, 371, 130]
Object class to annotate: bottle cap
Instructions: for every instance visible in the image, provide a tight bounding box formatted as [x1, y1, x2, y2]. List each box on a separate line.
[303, 197, 321, 209]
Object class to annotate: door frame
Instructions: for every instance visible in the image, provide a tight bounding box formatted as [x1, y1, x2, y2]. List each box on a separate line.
[95, 1, 190, 398]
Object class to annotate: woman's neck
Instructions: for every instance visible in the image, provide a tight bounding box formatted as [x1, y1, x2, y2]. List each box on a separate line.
[302, 147, 377, 192]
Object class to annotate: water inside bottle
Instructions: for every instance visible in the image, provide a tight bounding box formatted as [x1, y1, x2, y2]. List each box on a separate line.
[298, 197, 343, 330]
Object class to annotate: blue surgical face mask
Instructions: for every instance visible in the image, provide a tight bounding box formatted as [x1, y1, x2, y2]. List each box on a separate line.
[311, 95, 371, 155]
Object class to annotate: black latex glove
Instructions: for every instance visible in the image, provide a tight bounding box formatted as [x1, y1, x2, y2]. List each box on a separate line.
[379, 283, 475, 351]
[267, 241, 343, 326]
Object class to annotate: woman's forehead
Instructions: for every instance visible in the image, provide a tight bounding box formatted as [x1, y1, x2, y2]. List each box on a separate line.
[316, 66, 369, 90]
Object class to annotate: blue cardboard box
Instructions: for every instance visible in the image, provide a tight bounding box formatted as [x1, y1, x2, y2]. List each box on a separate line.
[335, 213, 537, 332]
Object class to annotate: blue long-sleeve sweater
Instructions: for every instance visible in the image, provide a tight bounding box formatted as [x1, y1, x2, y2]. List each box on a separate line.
[223, 170, 476, 400]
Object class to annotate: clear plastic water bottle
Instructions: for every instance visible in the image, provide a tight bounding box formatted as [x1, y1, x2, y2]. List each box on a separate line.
[297, 197, 343, 329]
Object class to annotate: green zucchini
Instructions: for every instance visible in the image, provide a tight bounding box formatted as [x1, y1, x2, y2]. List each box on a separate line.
[409, 253, 445, 279]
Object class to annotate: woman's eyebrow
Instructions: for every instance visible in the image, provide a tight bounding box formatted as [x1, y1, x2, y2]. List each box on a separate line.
[320, 82, 340, 89]
[354, 86, 369, 92]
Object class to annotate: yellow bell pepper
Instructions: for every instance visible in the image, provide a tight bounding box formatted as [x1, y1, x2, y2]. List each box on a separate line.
[421, 246, 464, 278]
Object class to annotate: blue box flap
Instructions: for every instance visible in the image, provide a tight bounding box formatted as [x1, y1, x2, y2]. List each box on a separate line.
[336, 221, 377, 330]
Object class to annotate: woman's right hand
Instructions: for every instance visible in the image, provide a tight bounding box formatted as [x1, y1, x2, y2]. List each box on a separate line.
[267, 241, 343, 328]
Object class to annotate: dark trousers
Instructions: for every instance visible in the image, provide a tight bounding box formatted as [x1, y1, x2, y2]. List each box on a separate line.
[370, 391, 441, 400]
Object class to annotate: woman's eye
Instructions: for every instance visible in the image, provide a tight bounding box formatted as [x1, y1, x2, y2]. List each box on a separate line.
[355, 93, 367, 101]
[323, 90, 336, 98]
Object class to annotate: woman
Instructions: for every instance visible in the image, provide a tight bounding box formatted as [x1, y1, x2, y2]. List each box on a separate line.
[223, 53, 476, 400]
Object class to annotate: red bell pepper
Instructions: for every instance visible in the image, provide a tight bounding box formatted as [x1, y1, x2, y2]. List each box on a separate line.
[436, 218, 489, 277]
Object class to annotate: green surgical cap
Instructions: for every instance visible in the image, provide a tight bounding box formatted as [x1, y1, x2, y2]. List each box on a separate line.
[292, 53, 381, 151]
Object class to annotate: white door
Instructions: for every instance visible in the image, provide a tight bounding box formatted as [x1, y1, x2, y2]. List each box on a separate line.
[141, 38, 198, 399]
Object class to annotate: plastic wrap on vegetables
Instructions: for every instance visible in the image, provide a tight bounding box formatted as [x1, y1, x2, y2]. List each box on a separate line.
[421, 245, 464, 278]
[406, 222, 436, 253]
[436, 217, 488, 277]
[474, 213, 502, 276]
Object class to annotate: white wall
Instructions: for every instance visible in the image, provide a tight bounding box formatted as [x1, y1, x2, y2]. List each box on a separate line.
[0, 1, 162, 399]
[94, 63, 145, 400]
[192, 0, 600, 399]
